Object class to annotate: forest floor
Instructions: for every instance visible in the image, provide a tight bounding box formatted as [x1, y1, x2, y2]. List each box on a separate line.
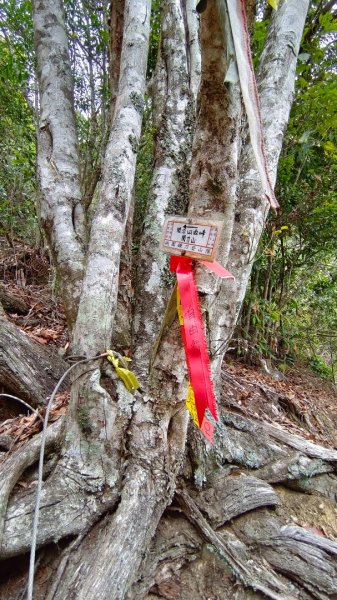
[1, 239, 337, 546]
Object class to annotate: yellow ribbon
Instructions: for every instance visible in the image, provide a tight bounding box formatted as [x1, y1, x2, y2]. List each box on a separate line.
[106, 350, 141, 393]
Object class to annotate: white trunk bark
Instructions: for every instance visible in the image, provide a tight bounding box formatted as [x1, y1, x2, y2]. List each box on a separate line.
[207, 0, 310, 364]
[187, 0, 242, 385]
[33, 0, 85, 326]
[72, 0, 151, 357]
[133, 0, 200, 376]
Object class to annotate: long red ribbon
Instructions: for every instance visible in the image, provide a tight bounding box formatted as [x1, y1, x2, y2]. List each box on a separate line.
[170, 256, 234, 442]
[175, 257, 217, 425]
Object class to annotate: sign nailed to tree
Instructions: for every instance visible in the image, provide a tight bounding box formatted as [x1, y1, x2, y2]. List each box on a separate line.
[161, 216, 223, 262]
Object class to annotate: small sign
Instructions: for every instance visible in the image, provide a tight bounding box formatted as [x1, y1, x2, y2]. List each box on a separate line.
[161, 216, 223, 262]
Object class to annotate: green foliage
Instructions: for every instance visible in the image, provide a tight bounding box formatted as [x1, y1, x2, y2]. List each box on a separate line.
[147, 0, 161, 80]
[239, 2, 337, 383]
[308, 355, 333, 378]
[0, 0, 37, 240]
[64, 0, 110, 202]
[133, 101, 155, 244]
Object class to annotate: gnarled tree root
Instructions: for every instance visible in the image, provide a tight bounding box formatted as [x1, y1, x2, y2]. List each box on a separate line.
[177, 489, 296, 600]
[0, 419, 64, 552]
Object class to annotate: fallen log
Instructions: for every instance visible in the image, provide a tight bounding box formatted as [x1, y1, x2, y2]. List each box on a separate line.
[0, 314, 68, 407]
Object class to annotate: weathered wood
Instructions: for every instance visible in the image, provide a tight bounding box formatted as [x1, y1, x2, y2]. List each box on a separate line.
[258, 420, 337, 463]
[0, 315, 69, 407]
[288, 472, 337, 501]
[191, 472, 280, 528]
[0, 448, 118, 559]
[0, 419, 64, 554]
[221, 411, 337, 463]
[235, 515, 337, 599]
[176, 489, 297, 600]
[0, 286, 29, 315]
[254, 453, 334, 484]
[126, 514, 202, 600]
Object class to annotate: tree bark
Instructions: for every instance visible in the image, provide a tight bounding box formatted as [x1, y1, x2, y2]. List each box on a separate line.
[0, 314, 68, 407]
[72, 0, 151, 357]
[33, 0, 86, 326]
[3, 2, 332, 600]
[133, 0, 200, 376]
[209, 0, 310, 360]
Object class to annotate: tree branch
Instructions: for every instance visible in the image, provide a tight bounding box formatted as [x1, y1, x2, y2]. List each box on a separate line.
[72, 0, 151, 357]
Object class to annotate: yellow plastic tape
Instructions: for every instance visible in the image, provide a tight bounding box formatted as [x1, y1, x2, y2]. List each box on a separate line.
[185, 383, 199, 426]
[178, 288, 200, 427]
[176, 288, 184, 325]
[106, 350, 141, 393]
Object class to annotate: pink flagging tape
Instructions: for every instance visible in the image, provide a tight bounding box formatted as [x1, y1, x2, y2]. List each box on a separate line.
[170, 257, 217, 430]
[201, 416, 215, 444]
[170, 255, 235, 444]
[199, 260, 235, 279]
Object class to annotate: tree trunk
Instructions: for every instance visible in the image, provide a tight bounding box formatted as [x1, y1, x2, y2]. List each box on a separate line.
[211, 0, 310, 358]
[3, 2, 336, 600]
[33, 0, 86, 326]
[133, 0, 200, 376]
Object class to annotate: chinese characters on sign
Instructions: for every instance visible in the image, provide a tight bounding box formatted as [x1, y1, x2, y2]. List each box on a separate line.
[162, 217, 233, 445]
[161, 217, 223, 262]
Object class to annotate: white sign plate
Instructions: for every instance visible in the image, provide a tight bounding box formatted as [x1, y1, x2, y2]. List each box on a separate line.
[160, 216, 223, 261]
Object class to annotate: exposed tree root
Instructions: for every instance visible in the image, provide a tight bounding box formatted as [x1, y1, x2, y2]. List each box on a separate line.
[176, 489, 297, 600]
[0, 419, 64, 553]
[1, 458, 119, 559]
[1, 371, 337, 599]
[221, 411, 337, 462]
[234, 514, 337, 599]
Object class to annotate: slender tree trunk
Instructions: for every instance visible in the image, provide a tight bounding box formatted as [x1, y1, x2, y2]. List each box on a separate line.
[33, 0, 86, 326]
[72, 0, 151, 357]
[212, 0, 310, 358]
[133, 0, 200, 376]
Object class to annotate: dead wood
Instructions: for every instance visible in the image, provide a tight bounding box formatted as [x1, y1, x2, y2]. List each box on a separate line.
[0, 286, 29, 315]
[288, 472, 337, 501]
[221, 411, 337, 463]
[190, 472, 280, 528]
[0, 315, 68, 407]
[234, 514, 337, 599]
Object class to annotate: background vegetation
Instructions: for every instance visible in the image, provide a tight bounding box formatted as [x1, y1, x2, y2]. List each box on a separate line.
[238, 2, 337, 382]
[0, 0, 336, 382]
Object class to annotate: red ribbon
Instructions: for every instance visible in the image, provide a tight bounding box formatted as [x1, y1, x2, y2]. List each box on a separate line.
[170, 256, 234, 439]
